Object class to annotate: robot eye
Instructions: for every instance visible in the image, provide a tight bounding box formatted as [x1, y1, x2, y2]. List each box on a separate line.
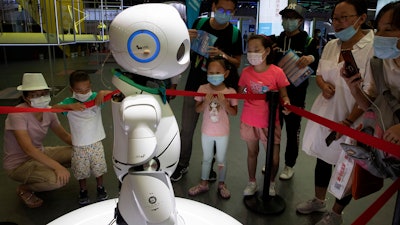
[177, 43, 185, 61]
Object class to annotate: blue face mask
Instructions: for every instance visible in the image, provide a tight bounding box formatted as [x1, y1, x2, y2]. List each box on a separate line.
[374, 36, 400, 59]
[214, 10, 232, 25]
[282, 19, 299, 33]
[335, 17, 360, 42]
[207, 74, 225, 86]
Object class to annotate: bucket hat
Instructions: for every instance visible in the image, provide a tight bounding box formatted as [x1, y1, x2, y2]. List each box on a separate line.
[17, 73, 50, 91]
[279, 3, 305, 19]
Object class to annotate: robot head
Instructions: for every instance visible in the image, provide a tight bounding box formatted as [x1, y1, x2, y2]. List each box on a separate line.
[109, 3, 190, 80]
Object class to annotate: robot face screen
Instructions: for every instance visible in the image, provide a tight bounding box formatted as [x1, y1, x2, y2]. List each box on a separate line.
[109, 4, 190, 80]
[127, 30, 161, 63]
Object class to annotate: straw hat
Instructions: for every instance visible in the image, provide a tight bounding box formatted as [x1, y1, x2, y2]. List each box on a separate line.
[17, 73, 50, 91]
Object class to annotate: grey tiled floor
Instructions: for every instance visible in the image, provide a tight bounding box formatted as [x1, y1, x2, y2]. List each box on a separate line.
[0, 55, 397, 225]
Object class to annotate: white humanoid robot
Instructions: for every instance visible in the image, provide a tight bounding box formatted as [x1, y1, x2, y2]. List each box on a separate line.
[108, 3, 190, 225]
[48, 4, 242, 225]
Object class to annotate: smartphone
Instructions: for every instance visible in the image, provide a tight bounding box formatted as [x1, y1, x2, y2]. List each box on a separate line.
[325, 131, 337, 147]
[341, 49, 359, 78]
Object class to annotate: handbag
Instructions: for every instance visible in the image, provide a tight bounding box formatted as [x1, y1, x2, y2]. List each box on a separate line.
[352, 163, 383, 200]
[341, 58, 400, 179]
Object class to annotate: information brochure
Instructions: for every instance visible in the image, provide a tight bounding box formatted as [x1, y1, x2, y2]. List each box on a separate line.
[277, 49, 314, 87]
[190, 30, 218, 58]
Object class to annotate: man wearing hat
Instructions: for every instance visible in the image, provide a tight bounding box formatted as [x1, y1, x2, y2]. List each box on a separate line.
[270, 3, 319, 180]
[3, 73, 72, 208]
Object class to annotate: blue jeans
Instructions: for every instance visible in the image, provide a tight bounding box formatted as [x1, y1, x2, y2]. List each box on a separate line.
[201, 134, 229, 182]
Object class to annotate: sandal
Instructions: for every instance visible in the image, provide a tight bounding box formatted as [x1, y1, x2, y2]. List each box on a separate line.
[188, 184, 209, 196]
[218, 184, 231, 199]
[17, 187, 43, 208]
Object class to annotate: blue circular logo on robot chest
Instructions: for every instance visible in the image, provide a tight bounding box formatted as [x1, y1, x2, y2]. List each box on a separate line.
[127, 30, 160, 63]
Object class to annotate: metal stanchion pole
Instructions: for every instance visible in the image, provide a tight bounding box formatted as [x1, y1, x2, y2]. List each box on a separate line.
[243, 91, 286, 214]
[392, 190, 400, 225]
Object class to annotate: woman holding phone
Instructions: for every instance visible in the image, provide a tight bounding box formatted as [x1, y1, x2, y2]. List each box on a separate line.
[298, 0, 375, 224]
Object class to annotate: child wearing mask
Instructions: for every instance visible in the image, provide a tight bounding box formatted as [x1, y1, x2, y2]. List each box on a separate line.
[188, 56, 238, 199]
[53, 70, 112, 205]
[239, 35, 290, 197]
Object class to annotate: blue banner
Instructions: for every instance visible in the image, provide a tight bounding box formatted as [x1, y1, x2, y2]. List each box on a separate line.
[186, 0, 202, 28]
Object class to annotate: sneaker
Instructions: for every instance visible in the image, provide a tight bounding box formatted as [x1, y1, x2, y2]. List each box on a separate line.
[188, 184, 209, 196]
[97, 186, 108, 201]
[79, 189, 90, 205]
[243, 182, 258, 196]
[316, 211, 343, 225]
[279, 166, 294, 180]
[296, 197, 327, 214]
[170, 165, 189, 182]
[269, 182, 276, 196]
[209, 170, 217, 182]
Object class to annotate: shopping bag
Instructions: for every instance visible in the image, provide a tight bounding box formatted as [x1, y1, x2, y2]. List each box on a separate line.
[352, 163, 384, 200]
[328, 151, 354, 199]
[342, 58, 400, 179]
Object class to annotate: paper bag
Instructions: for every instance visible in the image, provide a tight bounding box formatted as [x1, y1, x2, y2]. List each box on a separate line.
[328, 151, 354, 199]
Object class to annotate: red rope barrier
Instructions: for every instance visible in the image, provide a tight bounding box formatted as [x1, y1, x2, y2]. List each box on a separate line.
[165, 89, 265, 100]
[351, 178, 400, 225]
[2, 89, 399, 159]
[1, 88, 398, 223]
[285, 104, 400, 159]
[0, 90, 120, 114]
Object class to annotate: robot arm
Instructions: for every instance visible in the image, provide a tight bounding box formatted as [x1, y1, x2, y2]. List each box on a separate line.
[120, 95, 161, 165]
[111, 80, 181, 225]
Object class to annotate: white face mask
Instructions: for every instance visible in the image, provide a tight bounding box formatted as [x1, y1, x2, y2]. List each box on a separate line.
[247, 52, 265, 66]
[30, 95, 51, 108]
[334, 16, 360, 42]
[73, 91, 92, 102]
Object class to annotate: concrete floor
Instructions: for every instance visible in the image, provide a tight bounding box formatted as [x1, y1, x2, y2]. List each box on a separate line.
[0, 54, 397, 225]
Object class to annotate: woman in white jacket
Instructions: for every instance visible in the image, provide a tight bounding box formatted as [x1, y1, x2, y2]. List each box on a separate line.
[298, 0, 375, 224]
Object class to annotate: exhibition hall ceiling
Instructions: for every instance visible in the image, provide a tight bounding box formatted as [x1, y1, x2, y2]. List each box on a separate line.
[297, 0, 378, 18]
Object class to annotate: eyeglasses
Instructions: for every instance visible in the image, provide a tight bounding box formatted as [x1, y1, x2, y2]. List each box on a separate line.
[330, 15, 358, 23]
[216, 7, 234, 16]
[26, 90, 50, 99]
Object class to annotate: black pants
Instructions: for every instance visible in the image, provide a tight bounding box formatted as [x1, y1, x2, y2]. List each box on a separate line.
[315, 158, 352, 206]
[280, 80, 308, 167]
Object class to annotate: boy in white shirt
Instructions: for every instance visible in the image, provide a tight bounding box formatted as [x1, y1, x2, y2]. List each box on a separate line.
[54, 70, 112, 205]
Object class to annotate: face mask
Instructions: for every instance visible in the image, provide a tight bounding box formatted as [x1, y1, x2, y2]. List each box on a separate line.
[247, 52, 265, 66]
[214, 10, 232, 25]
[282, 19, 299, 33]
[73, 90, 92, 102]
[207, 74, 225, 86]
[374, 36, 400, 59]
[335, 17, 360, 42]
[30, 95, 51, 108]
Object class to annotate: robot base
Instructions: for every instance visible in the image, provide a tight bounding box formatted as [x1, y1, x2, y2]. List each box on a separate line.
[48, 198, 242, 225]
